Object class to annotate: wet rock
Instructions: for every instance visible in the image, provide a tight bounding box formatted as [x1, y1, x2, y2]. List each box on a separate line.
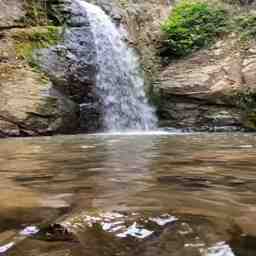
[80, 103, 102, 132]
[200, 242, 235, 256]
[34, 224, 77, 242]
[3, 210, 254, 256]
[0, 65, 79, 137]
[36, 0, 100, 131]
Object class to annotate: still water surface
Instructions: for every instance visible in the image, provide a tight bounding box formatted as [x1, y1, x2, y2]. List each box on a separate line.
[1, 132, 256, 255]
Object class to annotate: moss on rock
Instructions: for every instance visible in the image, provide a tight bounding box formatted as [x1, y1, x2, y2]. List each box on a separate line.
[13, 26, 61, 65]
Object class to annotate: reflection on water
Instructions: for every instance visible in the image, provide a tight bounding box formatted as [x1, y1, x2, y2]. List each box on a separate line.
[1, 132, 256, 255]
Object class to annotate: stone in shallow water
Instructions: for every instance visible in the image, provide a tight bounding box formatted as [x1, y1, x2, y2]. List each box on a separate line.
[116, 222, 154, 239]
[200, 242, 235, 256]
[62, 211, 180, 240]
[101, 221, 125, 232]
[20, 226, 39, 237]
[149, 214, 178, 226]
[0, 242, 15, 253]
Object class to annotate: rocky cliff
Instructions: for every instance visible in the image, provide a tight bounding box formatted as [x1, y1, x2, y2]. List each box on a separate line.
[157, 38, 256, 131]
[155, 0, 256, 131]
[0, 0, 80, 137]
[1, 0, 256, 136]
[0, 0, 172, 136]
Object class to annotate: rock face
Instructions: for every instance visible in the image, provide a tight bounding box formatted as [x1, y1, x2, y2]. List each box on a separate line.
[0, 0, 25, 29]
[0, 1, 80, 137]
[37, 1, 97, 104]
[119, 0, 172, 89]
[0, 28, 79, 137]
[0, 67, 79, 137]
[36, 0, 100, 132]
[156, 38, 256, 131]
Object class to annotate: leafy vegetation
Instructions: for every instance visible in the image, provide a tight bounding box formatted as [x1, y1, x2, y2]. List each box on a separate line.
[161, 0, 256, 59]
[234, 14, 256, 39]
[161, 0, 228, 57]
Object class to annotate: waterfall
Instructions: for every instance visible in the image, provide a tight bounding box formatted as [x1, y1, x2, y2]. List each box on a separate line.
[76, 0, 157, 131]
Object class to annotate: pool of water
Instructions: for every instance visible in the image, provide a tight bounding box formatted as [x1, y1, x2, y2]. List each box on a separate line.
[1, 132, 256, 255]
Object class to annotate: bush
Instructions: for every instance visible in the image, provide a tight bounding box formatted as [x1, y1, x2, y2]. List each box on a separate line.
[234, 14, 256, 39]
[161, 0, 228, 57]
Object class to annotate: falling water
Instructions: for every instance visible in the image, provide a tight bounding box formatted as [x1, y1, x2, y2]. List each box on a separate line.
[77, 0, 157, 131]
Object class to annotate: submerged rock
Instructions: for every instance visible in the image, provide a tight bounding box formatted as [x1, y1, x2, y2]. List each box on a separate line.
[5, 210, 248, 256]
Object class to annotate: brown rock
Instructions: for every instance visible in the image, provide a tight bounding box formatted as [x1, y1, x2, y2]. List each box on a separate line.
[0, 0, 26, 28]
[157, 39, 256, 131]
[0, 65, 79, 137]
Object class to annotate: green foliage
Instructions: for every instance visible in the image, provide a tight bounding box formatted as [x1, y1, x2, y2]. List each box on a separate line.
[161, 0, 228, 57]
[14, 26, 60, 65]
[234, 14, 256, 39]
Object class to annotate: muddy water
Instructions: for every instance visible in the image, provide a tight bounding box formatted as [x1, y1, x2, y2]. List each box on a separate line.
[1, 132, 256, 255]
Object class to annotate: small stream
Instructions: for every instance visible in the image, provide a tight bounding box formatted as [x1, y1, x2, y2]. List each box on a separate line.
[1, 132, 256, 255]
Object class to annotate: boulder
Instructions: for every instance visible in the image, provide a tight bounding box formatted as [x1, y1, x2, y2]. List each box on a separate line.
[0, 66, 79, 137]
[156, 38, 256, 131]
[0, 28, 79, 137]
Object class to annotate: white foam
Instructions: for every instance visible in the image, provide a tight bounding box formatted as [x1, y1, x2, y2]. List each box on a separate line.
[89, 130, 183, 136]
[116, 222, 154, 239]
[149, 215, 178, 226]
[20, 226, 39, 236]
[0, 242, 15, 253]
[200, 242, 235, 256]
